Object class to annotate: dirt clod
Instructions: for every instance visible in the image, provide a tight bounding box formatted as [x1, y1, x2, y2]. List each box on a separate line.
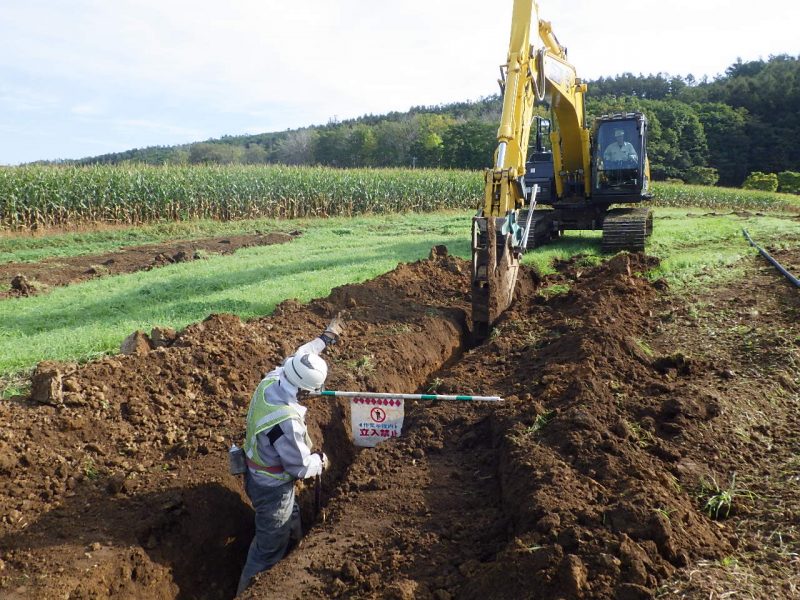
[120, 330, 152, 355]
[150, 327, 177, 348]
[30, 361, 63, 405]
[340, 559, 359, 581]
[107, 473, 129, 495]
[10, 274, 35, 296]
[559, 554, 588, 597]
[385, 579, 419, 600]
[615, 583, 655, 600]
[536, 513, 561, 534]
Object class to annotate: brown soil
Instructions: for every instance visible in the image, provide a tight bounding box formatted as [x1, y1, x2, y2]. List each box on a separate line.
[1, 232, 297, 298]
[1, 247, 798, 599]
[771, 247, 800, 275]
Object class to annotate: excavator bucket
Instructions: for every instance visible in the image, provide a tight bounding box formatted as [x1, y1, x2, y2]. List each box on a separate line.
[471, 216, 520, 341]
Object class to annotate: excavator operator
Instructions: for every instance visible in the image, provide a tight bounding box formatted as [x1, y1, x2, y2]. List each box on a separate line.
[603, 129, 638, 167]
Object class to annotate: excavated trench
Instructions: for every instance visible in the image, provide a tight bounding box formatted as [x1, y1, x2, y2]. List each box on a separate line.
[4, 248, 771, 599]
[241, 251, 745, 600]
[0, 250, 484, 600]
[129, 303, 475, 599]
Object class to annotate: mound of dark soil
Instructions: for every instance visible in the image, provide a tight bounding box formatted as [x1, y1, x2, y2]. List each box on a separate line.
[436, 253, 728, 599]
[8, 274, 36, 297]
[0, 250, 475, 599]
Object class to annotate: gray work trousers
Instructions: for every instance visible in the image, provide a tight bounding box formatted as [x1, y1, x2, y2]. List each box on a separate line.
[236, 473, 301, 596]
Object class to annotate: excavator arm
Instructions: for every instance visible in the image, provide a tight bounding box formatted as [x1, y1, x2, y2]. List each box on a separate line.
[471, 0, 590, 339]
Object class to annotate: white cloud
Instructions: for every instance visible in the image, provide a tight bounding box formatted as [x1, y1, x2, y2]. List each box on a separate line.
[71, 103, 104, 116]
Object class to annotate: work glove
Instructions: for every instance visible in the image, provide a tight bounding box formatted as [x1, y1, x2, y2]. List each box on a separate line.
[321, 313, 345, 345]
[320, 452, 330, 471]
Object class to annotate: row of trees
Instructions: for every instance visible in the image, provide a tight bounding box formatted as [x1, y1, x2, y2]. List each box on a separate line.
[69, 55, 799, 188]
[586, 55, 800, 186]
[111, 114, 503, 172]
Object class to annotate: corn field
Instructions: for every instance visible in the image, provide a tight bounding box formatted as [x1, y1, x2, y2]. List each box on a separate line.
[0, 164, 484, 231]
[650, 182, 800, 212]
[1, 164, 798, 231]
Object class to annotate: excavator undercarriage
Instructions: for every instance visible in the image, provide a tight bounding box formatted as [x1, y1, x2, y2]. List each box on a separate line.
[520, 205, 653, 251]
[471, 203, 653, 339]
[600, 207, 653, 252]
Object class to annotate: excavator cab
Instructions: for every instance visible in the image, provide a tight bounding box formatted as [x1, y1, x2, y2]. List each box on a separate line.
[592, 113, 651, 203]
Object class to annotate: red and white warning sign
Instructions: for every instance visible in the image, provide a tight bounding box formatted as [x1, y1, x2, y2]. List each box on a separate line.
[350, 397, 405, 448]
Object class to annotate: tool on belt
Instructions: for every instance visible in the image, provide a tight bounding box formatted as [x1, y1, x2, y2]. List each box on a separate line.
[228, 443, 246, 475]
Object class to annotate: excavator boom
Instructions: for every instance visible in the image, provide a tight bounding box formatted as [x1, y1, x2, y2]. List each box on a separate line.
[471, 0, 588, 339]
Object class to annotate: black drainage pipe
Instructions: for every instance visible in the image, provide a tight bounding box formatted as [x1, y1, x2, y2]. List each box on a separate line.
[742, 229, 800, 288]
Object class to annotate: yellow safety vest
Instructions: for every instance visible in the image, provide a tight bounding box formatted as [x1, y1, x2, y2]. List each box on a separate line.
[243, 377, 312, 481]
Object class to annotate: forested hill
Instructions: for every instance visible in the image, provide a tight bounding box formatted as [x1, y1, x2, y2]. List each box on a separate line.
[60, 55, 799, 187]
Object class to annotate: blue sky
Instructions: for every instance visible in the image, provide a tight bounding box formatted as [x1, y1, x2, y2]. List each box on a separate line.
[1, 0, 797, 165]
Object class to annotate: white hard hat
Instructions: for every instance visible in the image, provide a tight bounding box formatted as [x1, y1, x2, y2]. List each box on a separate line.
[283, 352, 328, 392]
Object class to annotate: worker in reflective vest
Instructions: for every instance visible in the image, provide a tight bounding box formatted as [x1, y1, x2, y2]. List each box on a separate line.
[237, 315, 344, 596]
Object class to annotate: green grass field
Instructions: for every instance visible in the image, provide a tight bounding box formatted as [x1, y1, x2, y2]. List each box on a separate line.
[1, 206, 797, 395]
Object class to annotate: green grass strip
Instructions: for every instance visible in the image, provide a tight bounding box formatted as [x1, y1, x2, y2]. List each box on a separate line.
[0, 207, 796, 387]
[0, 212, 471, 378]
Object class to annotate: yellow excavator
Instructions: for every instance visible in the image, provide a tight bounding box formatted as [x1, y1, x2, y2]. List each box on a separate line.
[471, 0, 653, 339]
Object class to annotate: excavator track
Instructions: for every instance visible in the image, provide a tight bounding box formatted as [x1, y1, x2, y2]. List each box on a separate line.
[601, 207, 653, 252]
[518, 208, 559, 249]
